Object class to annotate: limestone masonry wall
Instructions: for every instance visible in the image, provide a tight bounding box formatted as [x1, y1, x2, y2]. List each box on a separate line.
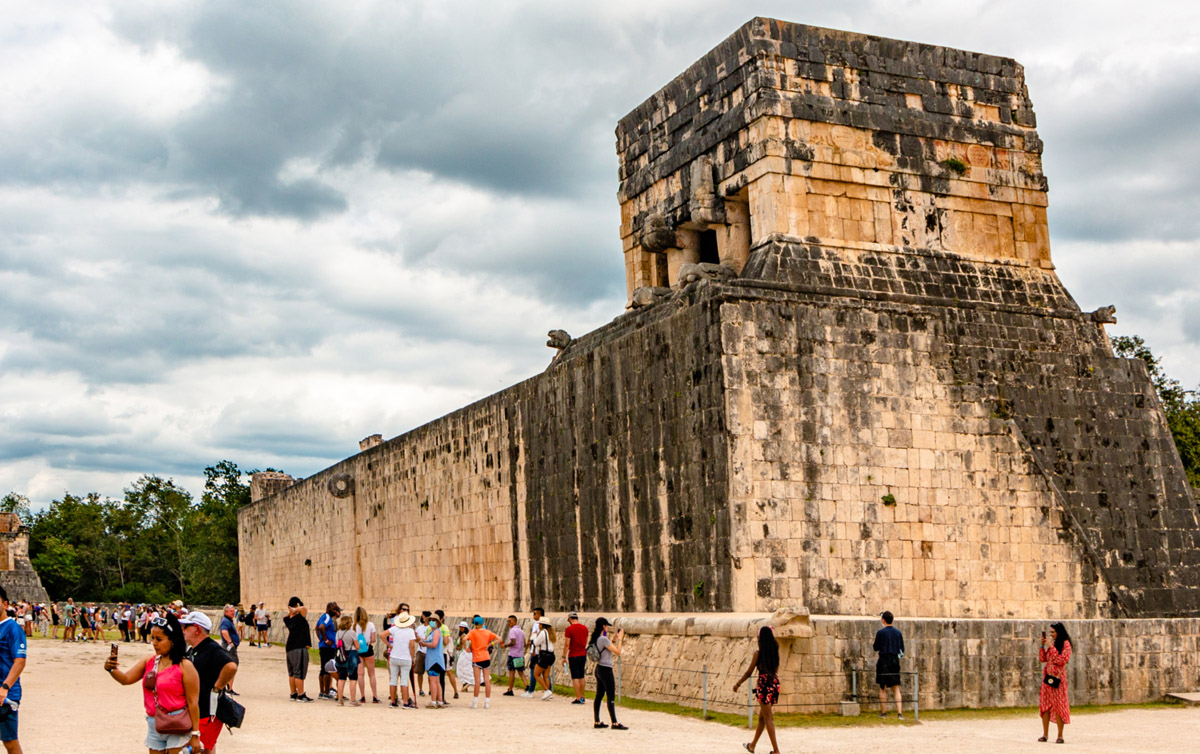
[240, 18, 1200, 624]
[240, 300, 732, 614]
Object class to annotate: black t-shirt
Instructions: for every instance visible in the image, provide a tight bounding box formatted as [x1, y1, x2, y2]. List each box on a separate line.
[188, 637, 234, 718]
[284, 613, 312, 651]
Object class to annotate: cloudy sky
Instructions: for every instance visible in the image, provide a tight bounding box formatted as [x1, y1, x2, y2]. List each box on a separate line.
[2, 0, 1198, 507]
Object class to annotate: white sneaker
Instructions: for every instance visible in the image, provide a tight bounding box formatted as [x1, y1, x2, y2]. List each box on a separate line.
[484, 698, 491, 709]
[470, 699, 478, 709]
[542, 690, 553, 700]
[522, 691, 533, 698]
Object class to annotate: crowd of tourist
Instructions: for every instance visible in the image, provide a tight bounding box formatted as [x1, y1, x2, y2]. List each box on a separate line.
[4, 595, 1079, 754]
[270, 598, 625, 726]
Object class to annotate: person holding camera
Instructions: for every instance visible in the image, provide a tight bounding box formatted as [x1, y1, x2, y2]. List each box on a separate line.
[1038, 622, 1073, 744]
[588, 617, 627, 730]
[104, 612, 200, 754]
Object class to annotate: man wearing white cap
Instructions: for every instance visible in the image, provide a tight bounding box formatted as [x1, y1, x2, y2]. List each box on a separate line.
[180, 611, 237, 754]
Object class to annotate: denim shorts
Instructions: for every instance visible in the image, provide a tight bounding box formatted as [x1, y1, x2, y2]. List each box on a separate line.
[0, 706, 17, 742]
[145, 714, 190, 751]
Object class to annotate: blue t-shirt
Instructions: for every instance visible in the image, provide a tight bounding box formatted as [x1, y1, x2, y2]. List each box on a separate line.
[425, 628, 445, 669]
[317, 613, 337, 648]
[0, 618, 27, 703]
[219, 616, 240, 647]
[873, 625, 904, 657]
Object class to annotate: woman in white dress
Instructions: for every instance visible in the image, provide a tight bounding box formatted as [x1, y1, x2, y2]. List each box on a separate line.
[455, 622, 474, 690]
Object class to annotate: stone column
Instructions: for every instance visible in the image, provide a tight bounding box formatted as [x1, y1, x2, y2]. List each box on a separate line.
[720, 200, 752, 273]
[668, 229, 701, 288]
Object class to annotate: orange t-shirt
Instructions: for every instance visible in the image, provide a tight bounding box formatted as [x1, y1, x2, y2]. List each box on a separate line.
[466, 628, 499, 661]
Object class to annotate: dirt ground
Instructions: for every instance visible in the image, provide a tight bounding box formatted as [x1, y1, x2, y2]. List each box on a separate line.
[16, 638, 1200, 752]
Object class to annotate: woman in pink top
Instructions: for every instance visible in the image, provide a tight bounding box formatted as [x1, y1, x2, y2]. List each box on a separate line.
[105, 611, 200, 754]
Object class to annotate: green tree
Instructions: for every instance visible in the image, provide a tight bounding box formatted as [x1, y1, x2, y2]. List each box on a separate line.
[0, 493, 31, 520]
[124, 476, 194, 600]
[1113, 335, 1200, 488]
[30, 535, 82, 597]
[27, 460, 260, 603]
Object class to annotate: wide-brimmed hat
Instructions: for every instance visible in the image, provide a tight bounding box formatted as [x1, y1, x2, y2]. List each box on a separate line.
[394, 612, 416, 628]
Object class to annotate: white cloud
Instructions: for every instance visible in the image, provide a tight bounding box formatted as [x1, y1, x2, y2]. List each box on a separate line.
[2, 0, 1199, 507]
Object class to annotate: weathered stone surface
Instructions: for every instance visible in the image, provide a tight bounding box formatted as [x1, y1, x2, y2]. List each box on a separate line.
[617, 17, 1053, 299]
[0, 513, 48, 603]
[239, 18, 1200, 622]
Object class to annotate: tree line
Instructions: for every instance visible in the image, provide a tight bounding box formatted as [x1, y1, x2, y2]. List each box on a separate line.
[1113, 336, 1200, 489]
[2, 461, 257, 606]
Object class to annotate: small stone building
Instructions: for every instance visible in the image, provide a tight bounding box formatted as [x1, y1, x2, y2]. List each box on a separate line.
[0, 514, 49, 604]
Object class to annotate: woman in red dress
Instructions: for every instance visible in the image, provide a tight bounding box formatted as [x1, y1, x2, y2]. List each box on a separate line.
[733, 627, 781, 754]
[1038, 622, 1073, 743]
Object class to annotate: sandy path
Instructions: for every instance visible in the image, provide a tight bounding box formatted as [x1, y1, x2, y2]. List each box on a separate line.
[15, 638, 1200, 752]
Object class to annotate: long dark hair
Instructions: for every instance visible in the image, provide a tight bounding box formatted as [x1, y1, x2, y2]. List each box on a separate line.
[154, 612, 187, 665]
[589, 617, 610, 648]
[1049, 622, 1072, 654]
[756, 626, 779, 675]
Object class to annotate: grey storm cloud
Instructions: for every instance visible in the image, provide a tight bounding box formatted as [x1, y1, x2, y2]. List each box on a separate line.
[1040, 58, 1200, 244]
[2, 0, 1199, 505]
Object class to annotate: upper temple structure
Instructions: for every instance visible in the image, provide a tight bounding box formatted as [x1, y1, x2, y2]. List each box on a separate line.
[616, 18, 1051, 295]
[239, 18, 1200, 624]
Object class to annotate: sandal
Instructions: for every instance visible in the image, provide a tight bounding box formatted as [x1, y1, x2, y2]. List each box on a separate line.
[1055, 739, 1064, 744]
[1037, 738, 1047, 743]
[743, 745, 755, 753]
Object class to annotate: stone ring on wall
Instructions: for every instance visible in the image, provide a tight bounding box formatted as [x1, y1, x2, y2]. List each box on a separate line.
[327, 473, 355, 498]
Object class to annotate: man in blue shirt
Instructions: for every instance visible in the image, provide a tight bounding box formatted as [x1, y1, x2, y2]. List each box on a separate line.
[873, 610, 905, 719]
[0, 585, 28, 752]
[218, 604, 241, 695]
[315, 602, 341, 700]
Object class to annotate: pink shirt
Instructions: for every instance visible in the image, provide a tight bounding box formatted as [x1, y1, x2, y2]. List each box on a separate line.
[142, 658, 187, 716]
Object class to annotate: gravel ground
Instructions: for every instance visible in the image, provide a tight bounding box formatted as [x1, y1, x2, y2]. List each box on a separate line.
[17, 638, 1200, 752]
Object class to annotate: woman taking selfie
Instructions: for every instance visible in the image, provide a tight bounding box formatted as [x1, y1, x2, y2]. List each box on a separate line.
[733, 626, 781, 754]
[104, 612, 200, 754]
[1038, 622, 1073, 744]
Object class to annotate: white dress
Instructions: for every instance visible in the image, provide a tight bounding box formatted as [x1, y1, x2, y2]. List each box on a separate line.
[456, 636, 474, 687]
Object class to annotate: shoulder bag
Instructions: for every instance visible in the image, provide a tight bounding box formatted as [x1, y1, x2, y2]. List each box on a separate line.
[150, 662, 192, 735]
[215, 689, 245, 729]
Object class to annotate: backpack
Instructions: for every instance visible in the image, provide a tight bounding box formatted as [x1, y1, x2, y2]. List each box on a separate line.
[586, 642, 600, 663]
[335, 637, 348, 665]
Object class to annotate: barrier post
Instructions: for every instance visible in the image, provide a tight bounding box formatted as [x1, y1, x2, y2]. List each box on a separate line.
[913, 670, 919, 721]
[851, 667, 857, 702]
[617, 655, 622, 703]
[747, 677, 753, 728]
[702, 664, 708, 719]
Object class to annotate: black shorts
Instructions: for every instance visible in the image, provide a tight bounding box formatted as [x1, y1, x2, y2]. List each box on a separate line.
[360, 647, 375, 659]
[506, 657, 525, 672]
[568, 655, 586, 679]
[319, 647, 337, 674]
[473, 659, 491, 670]
[876, 655, 901, 688]
[536, 652, 556, 669]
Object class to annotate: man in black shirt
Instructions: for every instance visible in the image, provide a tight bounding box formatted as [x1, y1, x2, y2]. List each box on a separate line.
[873, 610, 905, 719]
[180, 611, 237, 753]
[284, 597, 313, 702]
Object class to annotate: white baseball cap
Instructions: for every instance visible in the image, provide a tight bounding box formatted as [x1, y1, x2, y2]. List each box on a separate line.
[179, 611, 213, 632]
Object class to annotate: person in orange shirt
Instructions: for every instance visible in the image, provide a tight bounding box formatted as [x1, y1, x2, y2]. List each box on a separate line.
[465, 616, 501, 709]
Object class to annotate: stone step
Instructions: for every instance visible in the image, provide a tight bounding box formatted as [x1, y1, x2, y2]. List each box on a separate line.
[1166, 692, 1200, 705]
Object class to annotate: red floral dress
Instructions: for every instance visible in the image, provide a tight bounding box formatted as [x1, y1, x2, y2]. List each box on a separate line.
[1038, 641, 1071, 724]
